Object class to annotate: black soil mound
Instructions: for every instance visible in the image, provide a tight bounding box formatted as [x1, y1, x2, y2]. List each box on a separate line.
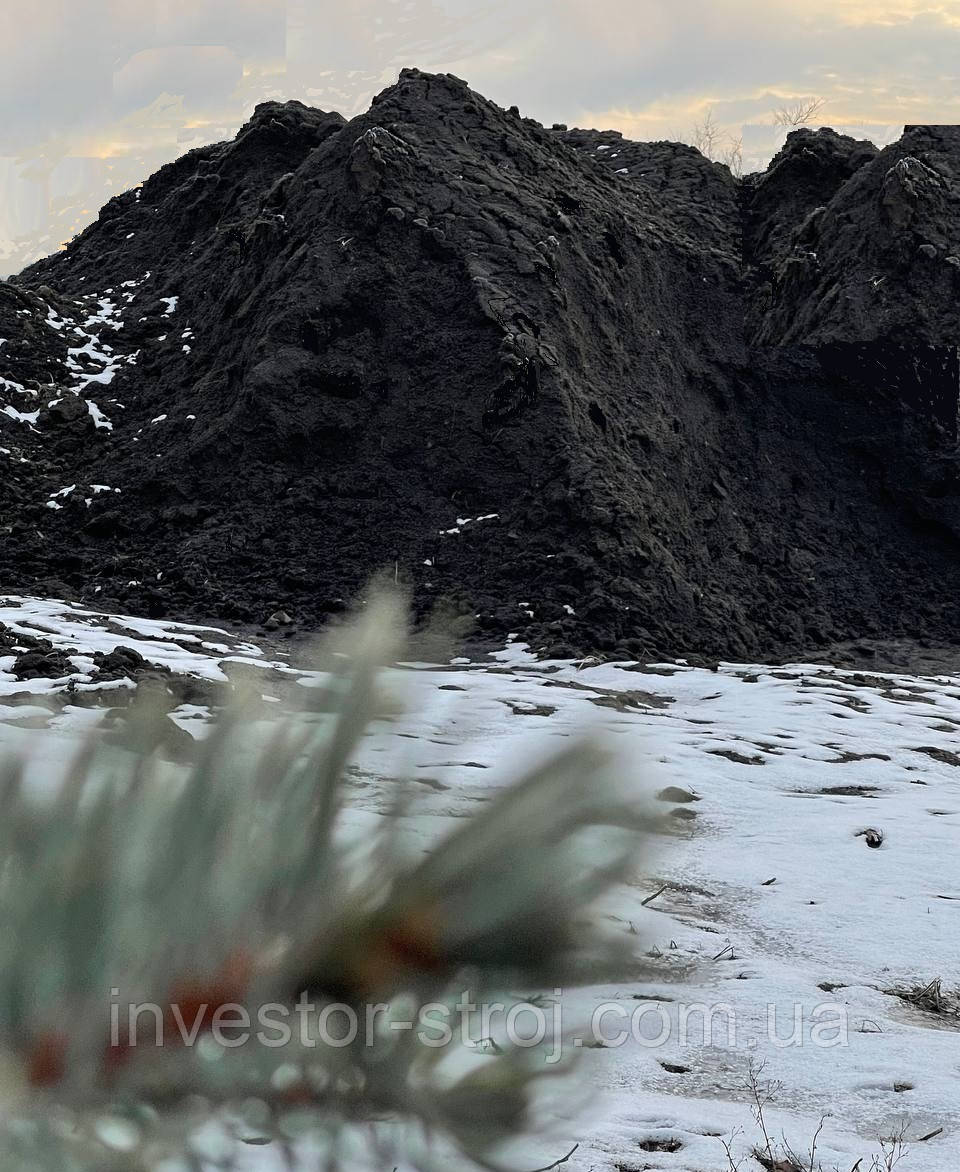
[1, 71, 959, 661]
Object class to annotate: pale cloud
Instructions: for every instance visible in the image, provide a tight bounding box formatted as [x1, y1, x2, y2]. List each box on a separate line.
[467, 1, 960, 124]
[2, 0, 959, 274]
[152, 0, 287, 54]
[113, 46, 244, 113]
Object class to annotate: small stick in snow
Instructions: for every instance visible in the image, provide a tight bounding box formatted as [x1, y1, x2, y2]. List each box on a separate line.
[917, 1127, 944, 1142]
[524, 1142, 579, 1172]
[642, 883, 668, 906]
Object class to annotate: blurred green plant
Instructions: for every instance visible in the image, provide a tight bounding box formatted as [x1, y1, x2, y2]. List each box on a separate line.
[0, 592, 657, 1170]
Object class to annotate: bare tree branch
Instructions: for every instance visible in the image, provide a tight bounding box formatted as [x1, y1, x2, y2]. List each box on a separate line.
[772, 98, 826, 127]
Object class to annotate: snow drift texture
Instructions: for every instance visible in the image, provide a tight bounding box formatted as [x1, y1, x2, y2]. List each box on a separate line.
[2, 71, 959, 660]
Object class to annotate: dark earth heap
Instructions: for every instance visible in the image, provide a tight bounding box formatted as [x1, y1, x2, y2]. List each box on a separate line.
[2, 70, 959, 661]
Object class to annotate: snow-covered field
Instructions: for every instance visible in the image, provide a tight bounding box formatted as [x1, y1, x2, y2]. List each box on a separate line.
[0, 596, 957, 1171]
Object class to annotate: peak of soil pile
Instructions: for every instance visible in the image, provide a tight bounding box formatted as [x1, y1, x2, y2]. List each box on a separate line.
[1, 71, 959, 661]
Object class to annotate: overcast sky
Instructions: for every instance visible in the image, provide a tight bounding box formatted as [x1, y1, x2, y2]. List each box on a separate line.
[2, 0, 959, 274]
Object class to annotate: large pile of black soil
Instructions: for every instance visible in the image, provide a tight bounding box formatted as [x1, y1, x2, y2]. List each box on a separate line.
[1, 71, 959, 661]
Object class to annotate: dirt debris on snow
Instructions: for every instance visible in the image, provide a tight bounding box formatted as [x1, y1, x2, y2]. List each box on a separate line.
[2, 72, 960, 661]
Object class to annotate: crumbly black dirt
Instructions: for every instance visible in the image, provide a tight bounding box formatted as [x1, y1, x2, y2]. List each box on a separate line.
[1, 71, 960, 661]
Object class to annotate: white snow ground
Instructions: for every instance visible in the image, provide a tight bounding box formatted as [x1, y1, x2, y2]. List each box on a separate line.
[0, 596, 957, 1172]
